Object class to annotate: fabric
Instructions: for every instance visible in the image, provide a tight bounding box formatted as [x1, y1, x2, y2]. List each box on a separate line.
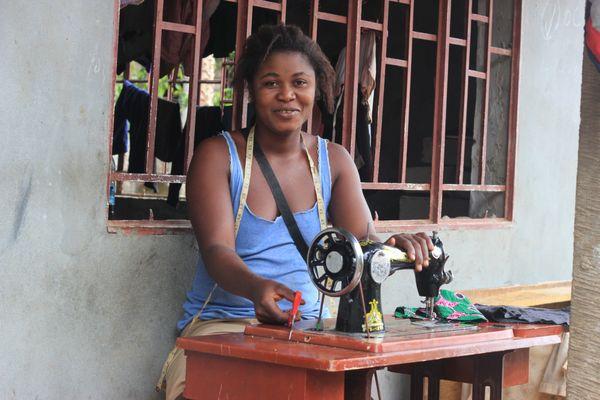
[112, 108, 129, 155]
[395, 289, 488, 322]
[161, 0, 221, 76]
[334, 31, 377, 104]
[203, 1, 278, 58]
[117, 0, 220, 77]
[330, 32, 377, 180]
[329, 91, 374, 181]
[117, 0, 155, 73]
[157, 317, 256, 400]
[167, 106, 226, 206]
[177, 131, 333, 331]
[539, 332, 569, 397]
[475, 305, 570, 326]
[120, 0, 145, 8]
[114, 80, 182, 173]
[202, 0, 237, 58]
[167, 105, 251, 206]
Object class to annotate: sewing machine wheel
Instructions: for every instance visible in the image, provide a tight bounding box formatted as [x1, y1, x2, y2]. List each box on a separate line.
[306, 227, 363, 297]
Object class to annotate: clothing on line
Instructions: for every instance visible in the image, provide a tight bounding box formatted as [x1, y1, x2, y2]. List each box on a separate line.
[167, 104, 256, 206]
[117, 0, 221, 77]
[120, 0, 145, 8]
[113, 80, 183, 173]
[167, 105, 232, 206]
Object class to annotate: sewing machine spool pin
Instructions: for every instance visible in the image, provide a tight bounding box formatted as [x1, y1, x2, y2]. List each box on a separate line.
[307, 227, 452, 334]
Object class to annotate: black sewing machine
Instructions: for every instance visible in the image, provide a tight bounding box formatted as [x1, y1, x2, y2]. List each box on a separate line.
[306, 227, 453, 334]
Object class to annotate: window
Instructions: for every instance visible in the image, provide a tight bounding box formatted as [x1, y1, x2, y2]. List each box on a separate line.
[108, 0, 521, 234]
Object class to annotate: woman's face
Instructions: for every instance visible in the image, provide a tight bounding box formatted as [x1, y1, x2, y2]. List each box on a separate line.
[251, 51, 316, 135]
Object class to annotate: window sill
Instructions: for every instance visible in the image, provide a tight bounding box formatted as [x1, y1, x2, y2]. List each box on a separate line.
[107, 218, 512, 235]
[107, 219, 193, 235]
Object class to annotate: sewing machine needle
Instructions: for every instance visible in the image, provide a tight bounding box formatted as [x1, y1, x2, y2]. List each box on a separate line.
[287, 291, 302, 341]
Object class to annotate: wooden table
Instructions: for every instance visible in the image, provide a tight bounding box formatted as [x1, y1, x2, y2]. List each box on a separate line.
[177, 319, 562, 400]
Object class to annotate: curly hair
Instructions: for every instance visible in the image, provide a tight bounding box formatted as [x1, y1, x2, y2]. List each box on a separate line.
[234, 24, 335, 113]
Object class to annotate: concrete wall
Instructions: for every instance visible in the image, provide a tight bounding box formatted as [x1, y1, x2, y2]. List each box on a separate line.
[0, 2, 197, 399]
[0, 0, 583, 399]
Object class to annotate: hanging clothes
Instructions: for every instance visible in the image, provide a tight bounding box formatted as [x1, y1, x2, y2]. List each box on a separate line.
[333, 31, 377, 118]
[112, 110, 129, 155]
[167, 105, 255, 206]
[120, 0, 145, 8]
[117, 0, 155, 74]
[328, 31, 377, 180]
[117, 0, 221, 77]
[167, 106, 225, 206]
[113, 80, 183, 174]
[161, 0, 221, 76]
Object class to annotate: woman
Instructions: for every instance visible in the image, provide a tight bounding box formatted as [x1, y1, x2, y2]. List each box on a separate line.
[158, 24, 433, 400]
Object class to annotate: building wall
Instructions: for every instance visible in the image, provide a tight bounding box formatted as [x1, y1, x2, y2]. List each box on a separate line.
[0, 0, 583, 399]
[0, 2, 197, 399]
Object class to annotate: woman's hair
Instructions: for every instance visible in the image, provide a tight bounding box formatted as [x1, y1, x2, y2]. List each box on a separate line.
[234, 24, 335, 113]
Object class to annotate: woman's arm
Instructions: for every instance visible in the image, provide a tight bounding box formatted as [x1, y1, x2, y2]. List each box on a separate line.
[186, 136, 298, 323]
[327, 142, 433, 270]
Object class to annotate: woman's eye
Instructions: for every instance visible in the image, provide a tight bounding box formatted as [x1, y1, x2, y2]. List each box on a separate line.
[295, 80, 308, 87]
[264, 81, 278, 88]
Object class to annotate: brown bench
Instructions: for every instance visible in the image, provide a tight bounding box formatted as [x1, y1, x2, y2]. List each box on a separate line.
[459, 280, 571, 309]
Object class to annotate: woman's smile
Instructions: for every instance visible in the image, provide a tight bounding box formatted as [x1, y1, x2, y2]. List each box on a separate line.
[273, 107, 301, 117]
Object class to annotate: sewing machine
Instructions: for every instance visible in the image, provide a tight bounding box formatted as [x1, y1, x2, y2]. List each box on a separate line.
[306, 227, 453, 335]
[179, 229, 565, 400]
[179, 227, 565, 399]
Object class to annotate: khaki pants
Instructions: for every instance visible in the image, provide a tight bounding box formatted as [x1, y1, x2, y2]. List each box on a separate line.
[156, 318, 256, 400]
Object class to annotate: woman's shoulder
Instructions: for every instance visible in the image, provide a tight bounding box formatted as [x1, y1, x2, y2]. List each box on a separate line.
[324, 140, 354, 181]
[189, 133, 232, 176]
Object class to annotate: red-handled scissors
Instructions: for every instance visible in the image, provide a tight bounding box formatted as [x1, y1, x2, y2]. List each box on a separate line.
[287, 291, 302, 340]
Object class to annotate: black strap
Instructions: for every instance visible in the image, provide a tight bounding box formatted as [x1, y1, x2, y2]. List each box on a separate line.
[253, 141, 309, 259]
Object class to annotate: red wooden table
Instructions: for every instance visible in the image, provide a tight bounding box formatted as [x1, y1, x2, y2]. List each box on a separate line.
[177, 319, 562, 400]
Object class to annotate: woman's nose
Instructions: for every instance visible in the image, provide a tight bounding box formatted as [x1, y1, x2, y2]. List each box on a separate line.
[277, 84, 296, 101]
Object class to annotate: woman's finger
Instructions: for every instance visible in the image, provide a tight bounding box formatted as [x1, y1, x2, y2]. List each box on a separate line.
[415, 235, 430, 267]
[394, 235, 415, 261]
[409, 236, 424, 270]
[416, 232, 434, 251]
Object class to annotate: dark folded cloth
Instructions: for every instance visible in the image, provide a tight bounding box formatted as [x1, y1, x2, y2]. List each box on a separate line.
[475, 304, 570, 326]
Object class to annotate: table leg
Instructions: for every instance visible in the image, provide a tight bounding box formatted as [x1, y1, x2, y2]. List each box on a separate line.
[345, 369, 374, 400]
[471, 352, 504, 400]
[409, 362, 441, 400]
[410, 373, 424, 400]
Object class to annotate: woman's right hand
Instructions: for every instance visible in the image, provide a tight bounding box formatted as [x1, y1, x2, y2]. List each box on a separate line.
[250, 279, 304, 324]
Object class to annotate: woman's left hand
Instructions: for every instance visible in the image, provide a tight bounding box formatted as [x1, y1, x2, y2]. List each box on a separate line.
[385, 233, 434, 272]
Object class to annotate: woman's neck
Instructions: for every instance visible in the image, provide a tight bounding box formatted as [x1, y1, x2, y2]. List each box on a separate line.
[253, 122, 303, 156]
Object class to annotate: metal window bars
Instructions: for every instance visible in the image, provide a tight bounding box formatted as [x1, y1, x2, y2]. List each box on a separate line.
[108, 0, 521, 234]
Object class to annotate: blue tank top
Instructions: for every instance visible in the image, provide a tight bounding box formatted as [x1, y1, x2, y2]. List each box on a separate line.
[177, 131, 332, 331]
